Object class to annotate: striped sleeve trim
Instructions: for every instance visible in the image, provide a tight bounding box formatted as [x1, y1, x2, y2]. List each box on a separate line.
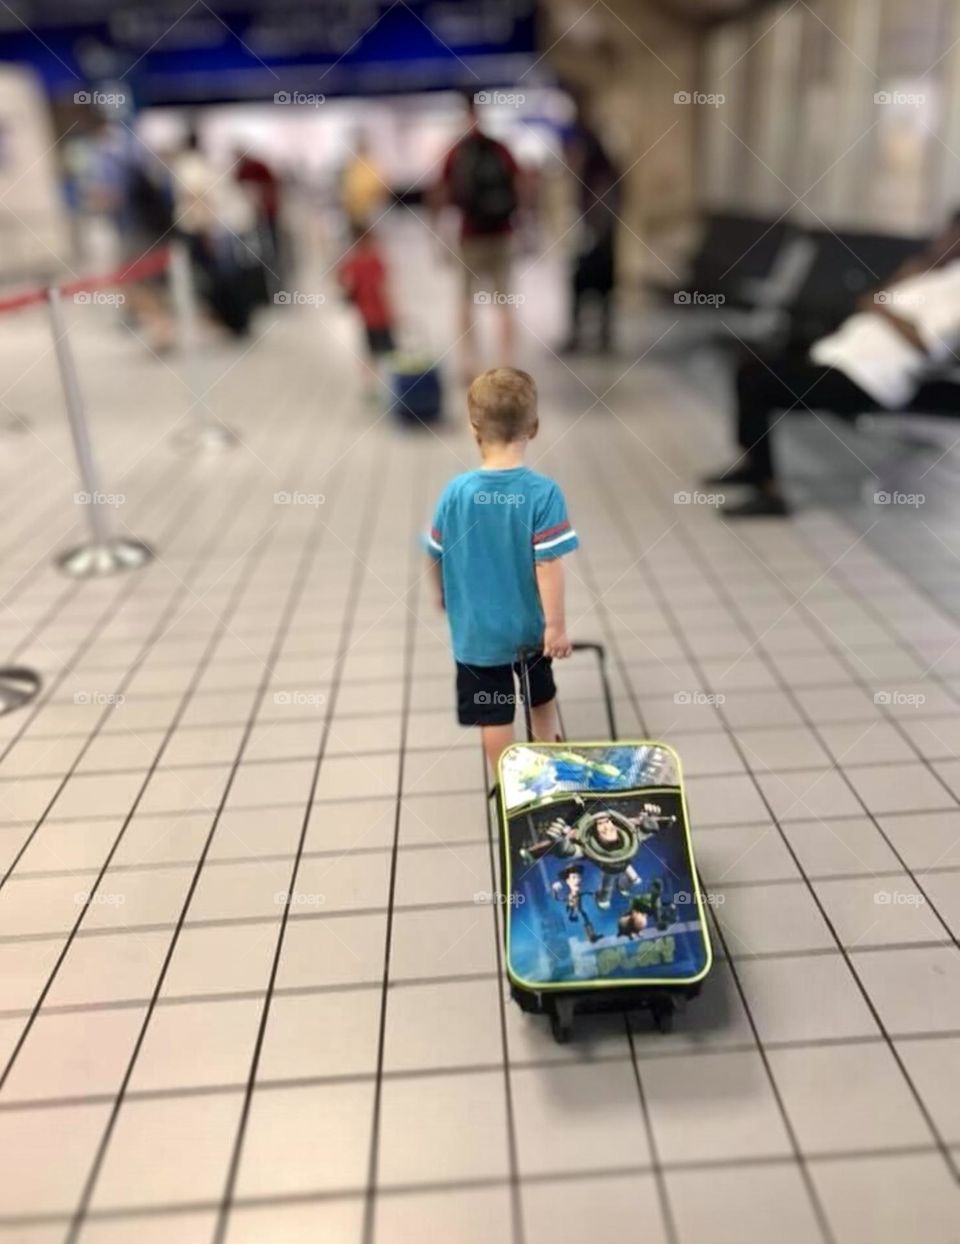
[532, 520, 571, 544]
[426, 527, 443, 553]
[534, 528, 578, 553]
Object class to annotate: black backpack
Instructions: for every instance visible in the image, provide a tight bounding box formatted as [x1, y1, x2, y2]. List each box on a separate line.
[450, 134, 517, 232]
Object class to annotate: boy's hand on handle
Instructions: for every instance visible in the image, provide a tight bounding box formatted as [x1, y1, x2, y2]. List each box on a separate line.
[543, 624, 572, 659]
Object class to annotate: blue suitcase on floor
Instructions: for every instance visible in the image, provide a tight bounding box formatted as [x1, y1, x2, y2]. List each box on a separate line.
[388, 354, 443, 427]
[497, 644, 713, 1041]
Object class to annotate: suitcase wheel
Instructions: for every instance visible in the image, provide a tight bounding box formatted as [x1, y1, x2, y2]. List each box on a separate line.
[548, 998, 575, 1044]
[651, 996, 675, 1034]
[550, 1012, 572, 1043]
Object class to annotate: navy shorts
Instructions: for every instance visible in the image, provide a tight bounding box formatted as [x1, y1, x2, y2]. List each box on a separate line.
[456, 654, 556, 726]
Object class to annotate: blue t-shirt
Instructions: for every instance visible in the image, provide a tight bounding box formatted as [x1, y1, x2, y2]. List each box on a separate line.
[426, 466, 579, 667]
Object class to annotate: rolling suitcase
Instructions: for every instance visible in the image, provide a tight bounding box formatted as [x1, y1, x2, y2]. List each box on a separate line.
[497, 642, 713, 1042]
[387, 354, 443, 427]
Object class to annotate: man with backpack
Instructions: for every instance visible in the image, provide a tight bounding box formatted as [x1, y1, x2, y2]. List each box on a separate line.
[436, 93, 521, 382]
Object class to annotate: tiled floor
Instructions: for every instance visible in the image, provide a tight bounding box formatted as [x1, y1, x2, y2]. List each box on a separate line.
[0, 219, 959, 1243]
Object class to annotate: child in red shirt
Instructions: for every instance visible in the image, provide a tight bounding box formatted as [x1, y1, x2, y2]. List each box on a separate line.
[337, 226, 395, 399]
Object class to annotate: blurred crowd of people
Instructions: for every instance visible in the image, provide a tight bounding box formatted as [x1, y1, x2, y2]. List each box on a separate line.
[66, 114, 286, 350]
[62, 92, 625, 397]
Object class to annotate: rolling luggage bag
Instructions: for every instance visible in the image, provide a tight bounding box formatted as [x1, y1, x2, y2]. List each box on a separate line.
[497, 642, 713, 1042]
[387, 354, 443, 427]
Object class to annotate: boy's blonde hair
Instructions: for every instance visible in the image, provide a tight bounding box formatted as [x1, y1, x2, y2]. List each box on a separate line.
[467, 367, 537, 444]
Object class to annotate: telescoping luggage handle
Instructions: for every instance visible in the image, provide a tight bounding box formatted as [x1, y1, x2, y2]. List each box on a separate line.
[517, 642, 618, 743]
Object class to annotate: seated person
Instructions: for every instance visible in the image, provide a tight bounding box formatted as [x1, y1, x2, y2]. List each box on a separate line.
[705, 211, 960, 517]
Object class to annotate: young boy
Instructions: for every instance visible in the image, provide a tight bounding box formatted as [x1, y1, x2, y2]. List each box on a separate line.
[425, 367, 579, 772]
[337, 225, 395, 397]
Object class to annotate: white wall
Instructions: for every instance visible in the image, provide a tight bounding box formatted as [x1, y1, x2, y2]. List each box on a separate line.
[699, 0, 958, 235]
[0, 65, 70, 278]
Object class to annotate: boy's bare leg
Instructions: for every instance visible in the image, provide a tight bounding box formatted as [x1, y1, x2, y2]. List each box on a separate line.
[482, 723, 514, 775]
[460, 295, 478, 383]
[530, 697, 560, 743]
[497, 304, 514, 367]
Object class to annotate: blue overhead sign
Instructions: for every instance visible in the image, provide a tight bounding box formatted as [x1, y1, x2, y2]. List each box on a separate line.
[0, 0, 541, 104]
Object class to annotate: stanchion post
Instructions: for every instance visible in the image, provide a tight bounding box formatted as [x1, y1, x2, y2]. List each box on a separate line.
[0, 667, 41, 717]
[46, 285, 153, 578]
[169, 240, 236, 452]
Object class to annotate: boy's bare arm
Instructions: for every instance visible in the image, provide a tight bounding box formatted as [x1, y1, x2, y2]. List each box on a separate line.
[536, 558, 572, 658]
[427, 556, 444, 610]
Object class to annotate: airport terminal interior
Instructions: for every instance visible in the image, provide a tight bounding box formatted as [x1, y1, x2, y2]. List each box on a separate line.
[0, 1, 959, 1242]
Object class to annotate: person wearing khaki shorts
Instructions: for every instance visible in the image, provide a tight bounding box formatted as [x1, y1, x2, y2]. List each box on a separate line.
[459, 234, 513, 300]
[437, 94, 521, 383]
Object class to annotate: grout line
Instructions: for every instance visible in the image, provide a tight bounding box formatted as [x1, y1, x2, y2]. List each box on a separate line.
[56, 407, 357, 1240]
[3, 1026, 960, 1114]
[213, 424, 387, 1243]
[0, 1143, 949, 1229]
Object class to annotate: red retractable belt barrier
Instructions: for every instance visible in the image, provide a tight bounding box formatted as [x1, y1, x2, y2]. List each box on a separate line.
[0, 246, 171, 315]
